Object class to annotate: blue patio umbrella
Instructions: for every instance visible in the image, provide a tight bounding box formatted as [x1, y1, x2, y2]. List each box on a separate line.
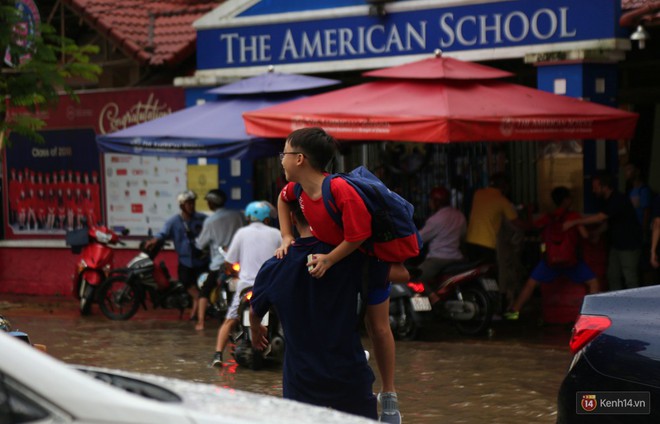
[96, 70, 340, 159]
[96, 96, 300, 159]
[207, 70, 340, 95]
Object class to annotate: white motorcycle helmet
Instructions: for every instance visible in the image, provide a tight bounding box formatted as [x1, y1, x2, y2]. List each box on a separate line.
[177, 190, 197, 205]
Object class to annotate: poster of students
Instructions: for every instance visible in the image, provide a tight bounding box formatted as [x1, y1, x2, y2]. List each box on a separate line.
[104, 153, 187, 237]
[3, 129, 102, 238]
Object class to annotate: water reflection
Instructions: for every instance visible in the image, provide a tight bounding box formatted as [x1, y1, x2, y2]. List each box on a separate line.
[3, 298, 571, 424]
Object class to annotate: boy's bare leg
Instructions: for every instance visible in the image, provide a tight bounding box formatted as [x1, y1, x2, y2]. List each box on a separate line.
[365, 300, 395, 392]
[196, 297, 208, 330]
[389, 263, 410, 284]
[365, 299, 400, 423]
[585, 278, 600, 294]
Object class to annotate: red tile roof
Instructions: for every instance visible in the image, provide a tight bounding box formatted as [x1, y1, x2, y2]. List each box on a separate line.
[63, 0, 656, 68]
[623, 0, 653, 10]
[63, 0, 224, 66]
[620, 0, 660, 26]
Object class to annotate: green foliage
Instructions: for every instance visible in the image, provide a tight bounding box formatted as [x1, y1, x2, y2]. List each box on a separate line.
[0, 3, 101, 147]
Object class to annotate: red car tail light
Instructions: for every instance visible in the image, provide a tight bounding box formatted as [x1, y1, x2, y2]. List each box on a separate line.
[569, 314, 611, 354]
[407, 282, 425, 294]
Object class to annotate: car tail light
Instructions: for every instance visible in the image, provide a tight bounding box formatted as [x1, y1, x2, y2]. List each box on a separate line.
[407, 282, 425, 294]
[569, 314, 611, 354]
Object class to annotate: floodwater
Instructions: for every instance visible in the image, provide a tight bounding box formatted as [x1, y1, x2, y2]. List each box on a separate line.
[2, 296, 572, 424]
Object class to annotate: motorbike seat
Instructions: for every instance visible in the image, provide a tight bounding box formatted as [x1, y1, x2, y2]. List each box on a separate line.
[441, 260, 486, 275]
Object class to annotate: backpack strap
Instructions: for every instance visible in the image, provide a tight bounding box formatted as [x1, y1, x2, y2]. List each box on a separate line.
[293, 183, 303, 200]
[321, 175, 343, 228]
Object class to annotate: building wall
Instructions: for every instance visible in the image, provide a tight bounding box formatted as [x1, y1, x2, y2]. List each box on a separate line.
[0, 246, 178, 296]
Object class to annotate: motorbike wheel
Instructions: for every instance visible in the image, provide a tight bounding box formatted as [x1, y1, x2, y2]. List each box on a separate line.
[97, 276, 141, 320]
[392, 298, 419, 341]
[453, 284, 493, 336]
[233, 335, 265, 370]
[80, 282, 94, 316]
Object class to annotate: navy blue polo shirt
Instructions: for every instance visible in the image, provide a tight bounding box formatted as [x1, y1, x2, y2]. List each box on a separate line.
[251, 236, 383, 414]
[602, 190, 642, 250]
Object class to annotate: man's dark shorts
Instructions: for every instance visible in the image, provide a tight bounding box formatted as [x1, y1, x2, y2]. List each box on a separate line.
[177, 264, 206, 290]
[199, 269, 220, 298]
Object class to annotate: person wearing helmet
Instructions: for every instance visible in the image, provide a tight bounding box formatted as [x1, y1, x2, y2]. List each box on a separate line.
[211, 200, 281, 367]
[193, 189, 244, 330]
[417, 186, 467, 287]
[145, 190, 208, 320]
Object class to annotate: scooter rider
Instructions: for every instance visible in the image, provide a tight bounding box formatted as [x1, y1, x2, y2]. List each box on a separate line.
[418, 186, 467, 301]
[145, 190, 208, 321]
[211, 201, 281, 367]
[194, 189, 244, 330]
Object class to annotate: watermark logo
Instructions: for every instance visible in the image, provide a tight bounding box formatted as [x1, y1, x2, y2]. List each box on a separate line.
[580, 394, 597, 412]
[576, 391, 650, 415]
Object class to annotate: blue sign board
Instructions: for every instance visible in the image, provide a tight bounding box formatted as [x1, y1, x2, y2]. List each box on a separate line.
[197, 0, 623, 71]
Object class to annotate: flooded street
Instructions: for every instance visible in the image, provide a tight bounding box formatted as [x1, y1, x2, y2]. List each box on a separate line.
[2, 295, 571, 423]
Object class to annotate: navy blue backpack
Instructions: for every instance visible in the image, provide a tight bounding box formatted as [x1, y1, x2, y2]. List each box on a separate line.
[297, 166, 421, 263]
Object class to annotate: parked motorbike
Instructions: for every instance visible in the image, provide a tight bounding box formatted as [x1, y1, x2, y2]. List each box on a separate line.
[197, 254, 240, 321]
[389, 260, 499, 340]
[232, 287, 285, 370]
[66, 222, 128, 315]
[96, 239, 192, 320]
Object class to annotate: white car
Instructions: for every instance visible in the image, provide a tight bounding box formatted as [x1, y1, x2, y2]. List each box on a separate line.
[0, 332, 376, 423]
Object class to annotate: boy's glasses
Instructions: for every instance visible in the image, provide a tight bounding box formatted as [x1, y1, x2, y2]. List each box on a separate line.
[279, 152, 304, 161]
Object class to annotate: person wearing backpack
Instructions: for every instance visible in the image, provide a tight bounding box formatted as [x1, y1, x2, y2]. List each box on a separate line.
[276, 127, 408, 424]
[504, 187, 599, 320]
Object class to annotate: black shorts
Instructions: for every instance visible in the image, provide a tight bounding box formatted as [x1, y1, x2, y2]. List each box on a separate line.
[177, 264, 206, 291]
[199, 269, 220, 299]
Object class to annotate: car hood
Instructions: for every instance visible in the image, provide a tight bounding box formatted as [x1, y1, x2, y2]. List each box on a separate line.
[0, 333, 375, 424]
[79, 366, 377, 424]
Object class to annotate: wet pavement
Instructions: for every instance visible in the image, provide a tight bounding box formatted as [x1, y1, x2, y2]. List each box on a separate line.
[1, 295, 572, 423]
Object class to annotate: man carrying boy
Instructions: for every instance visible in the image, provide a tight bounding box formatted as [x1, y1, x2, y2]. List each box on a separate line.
[276, 127, 404, 424]
[250, 203, 380, 420]
[504, 186, 599, 320]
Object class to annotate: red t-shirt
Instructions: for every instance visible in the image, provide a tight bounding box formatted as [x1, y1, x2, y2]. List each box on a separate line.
[281, 179, 371, 246]
[534, 208, 581, 247]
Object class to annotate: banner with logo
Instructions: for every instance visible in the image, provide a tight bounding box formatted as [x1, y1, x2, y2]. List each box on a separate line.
[3, 129, 101, 238]
[1, 87, 185, 240]
[104, 154, 187, 237]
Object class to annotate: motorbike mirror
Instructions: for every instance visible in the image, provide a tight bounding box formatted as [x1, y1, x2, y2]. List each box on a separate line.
[121, 228, 130, 236]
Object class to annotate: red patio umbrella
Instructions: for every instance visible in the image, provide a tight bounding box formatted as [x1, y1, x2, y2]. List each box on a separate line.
[362, 54, 513, 80]
[243, 54, 638, 143]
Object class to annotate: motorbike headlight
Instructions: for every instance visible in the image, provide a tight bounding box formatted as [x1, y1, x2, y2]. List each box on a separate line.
[95, 230, 111, 244]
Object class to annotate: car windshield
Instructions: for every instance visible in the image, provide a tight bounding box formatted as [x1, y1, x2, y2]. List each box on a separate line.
[77, 368, 182, 403]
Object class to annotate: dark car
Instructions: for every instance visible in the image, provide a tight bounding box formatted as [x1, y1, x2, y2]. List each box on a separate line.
[557, 286, 660, 423]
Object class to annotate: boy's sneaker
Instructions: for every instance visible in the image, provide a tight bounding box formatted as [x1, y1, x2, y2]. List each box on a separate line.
[378, 392, 401, 424]
[503, 311, 519, 320]
[210, 351, 223, 368]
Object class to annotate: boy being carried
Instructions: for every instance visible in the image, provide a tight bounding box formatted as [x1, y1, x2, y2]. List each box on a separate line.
[276, 127, 406, 424]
